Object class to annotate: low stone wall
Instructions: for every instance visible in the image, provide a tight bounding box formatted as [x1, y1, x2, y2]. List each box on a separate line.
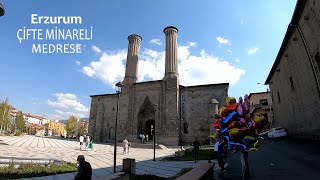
[175, 163, 214, 180]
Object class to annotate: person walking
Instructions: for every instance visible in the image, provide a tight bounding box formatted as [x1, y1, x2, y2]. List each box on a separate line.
[127, 141, 131, 154]
[145, 134, 149, 142]
[192, 138, 201, 163]
[79, 135, 84, 150]
[218, 136, 227, 173]
[84, 135, 88, 148]
[123, 139, 129, 155]
[141, 134, 145, 144]
[86, 136, 91, 150]
[74, 155, 92, 180]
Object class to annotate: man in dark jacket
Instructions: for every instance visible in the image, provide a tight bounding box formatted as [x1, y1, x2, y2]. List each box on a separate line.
[75, 155, 92, 180]
[192, 138, 201, 163]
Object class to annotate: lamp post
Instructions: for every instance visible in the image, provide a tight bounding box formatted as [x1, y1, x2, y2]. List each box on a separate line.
[0, 2, 5, 17]
[154, 103, 158, 161]
[113, 81, 123, 173]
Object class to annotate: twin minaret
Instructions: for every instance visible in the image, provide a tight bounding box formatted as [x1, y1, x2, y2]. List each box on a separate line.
[123, 26, 179, 87]
[123, 34, 142, 85]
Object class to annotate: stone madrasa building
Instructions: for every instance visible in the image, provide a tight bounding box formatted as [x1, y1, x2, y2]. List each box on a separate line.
[88, 26, 228, 145]
[265, 0, 320, 140]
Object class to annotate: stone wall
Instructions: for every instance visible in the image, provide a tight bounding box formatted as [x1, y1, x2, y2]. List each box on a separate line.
[180, 83, 228, 145]
[268, 0, 320, 140]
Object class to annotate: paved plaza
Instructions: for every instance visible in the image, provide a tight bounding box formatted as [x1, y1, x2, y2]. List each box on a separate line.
[0, 135, 203, 179]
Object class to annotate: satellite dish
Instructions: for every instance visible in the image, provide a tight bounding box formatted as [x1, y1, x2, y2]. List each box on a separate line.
[0, 2, 5, 17]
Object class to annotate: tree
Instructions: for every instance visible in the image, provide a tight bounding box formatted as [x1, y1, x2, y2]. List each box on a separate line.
[15, 111, 25, 132]
[43, 123, 49, 136]
[78, 123, 87, 135]
[0, 98, 12, 133]
[66, 115, 77, 137]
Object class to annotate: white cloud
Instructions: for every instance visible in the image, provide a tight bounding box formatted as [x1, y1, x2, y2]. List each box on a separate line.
[178, 48, 245, 86]
[75, 61, 81, 65]
[139, 49, 165, 81]
[49, 110, 86, 120]
[82, 43, 245, 88]
[150, 39, 161, 45]
[92, 45, 102, 54]
[51, 110, 88, 120]
[235, 58, 240, 63]
[188, 42, 197, 47]
[216, 36, 232, 45]
[247, 47, 259, 55]
[82, 49, 127, 85]
[47, 93, 89, 113]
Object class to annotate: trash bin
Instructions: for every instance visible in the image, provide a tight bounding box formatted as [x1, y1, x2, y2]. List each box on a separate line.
[123, 158, 136, 175]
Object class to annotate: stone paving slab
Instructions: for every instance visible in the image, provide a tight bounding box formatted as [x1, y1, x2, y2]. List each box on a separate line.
[0, 135, 211, 179]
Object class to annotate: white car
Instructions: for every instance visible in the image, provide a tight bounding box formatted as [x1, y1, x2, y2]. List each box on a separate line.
[267, 127, 287, 138]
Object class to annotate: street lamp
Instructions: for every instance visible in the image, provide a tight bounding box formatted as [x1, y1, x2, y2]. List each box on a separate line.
[113, 81, 124, 173]
[154, 103, 158, 161]
[0, 2, 5, 17]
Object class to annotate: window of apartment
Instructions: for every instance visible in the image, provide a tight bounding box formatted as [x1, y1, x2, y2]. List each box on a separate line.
[289, 76, 295, 91]
[259, 99, 268, 106]
[277, 92, 281, 104]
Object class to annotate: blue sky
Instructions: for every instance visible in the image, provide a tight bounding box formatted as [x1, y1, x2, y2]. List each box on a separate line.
[0, 0, 297, 120]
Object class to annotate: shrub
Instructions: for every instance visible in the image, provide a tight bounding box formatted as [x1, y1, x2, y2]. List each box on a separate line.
[0, 163, 77, 179]
[14, 131, 22, 136]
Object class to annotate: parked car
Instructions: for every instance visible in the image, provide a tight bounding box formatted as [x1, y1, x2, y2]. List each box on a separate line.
[267, 127, 287, 138]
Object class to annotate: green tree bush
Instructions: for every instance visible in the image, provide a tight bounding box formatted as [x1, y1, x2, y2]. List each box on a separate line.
[15, 111, 25, 132]
[66, 115, 77, 137]
[0, 98, 12, 133]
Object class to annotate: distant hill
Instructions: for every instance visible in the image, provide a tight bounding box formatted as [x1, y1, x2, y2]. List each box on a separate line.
[58, 118, 89, 124]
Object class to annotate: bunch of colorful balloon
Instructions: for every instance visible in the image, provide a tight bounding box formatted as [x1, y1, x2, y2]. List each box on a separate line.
[212, 95, 266, 152]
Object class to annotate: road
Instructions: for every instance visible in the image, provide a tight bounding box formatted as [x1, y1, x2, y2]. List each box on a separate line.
[219, 138, 320, 180]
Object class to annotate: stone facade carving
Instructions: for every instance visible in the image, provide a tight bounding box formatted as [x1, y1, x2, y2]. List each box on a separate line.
[89, 27, 228, 145]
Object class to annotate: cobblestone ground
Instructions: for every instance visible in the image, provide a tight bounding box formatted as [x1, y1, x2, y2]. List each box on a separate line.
[0, 135, 204, 179]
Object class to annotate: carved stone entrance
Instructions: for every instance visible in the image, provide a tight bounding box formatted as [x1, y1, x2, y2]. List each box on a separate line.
[138, 96, 156, 136]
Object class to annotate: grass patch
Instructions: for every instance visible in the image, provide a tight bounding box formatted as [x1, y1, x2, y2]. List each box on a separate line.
[14, 132, 22, 136]
[0, 163, 77, 179]
[162, 147, 214, 161]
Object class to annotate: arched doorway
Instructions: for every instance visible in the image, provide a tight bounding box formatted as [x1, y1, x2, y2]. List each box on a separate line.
[146, 120, 155, 140]
[138, 96, 156, 137]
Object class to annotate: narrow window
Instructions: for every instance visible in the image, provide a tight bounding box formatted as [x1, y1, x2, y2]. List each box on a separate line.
[289, 76, 295, 91]
[277, 92, 281, 103]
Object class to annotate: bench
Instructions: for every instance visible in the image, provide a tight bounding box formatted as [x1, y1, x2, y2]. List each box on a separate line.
[175, 163, 214, 180]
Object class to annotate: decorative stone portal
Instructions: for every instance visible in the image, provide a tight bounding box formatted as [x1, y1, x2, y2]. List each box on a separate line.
[138, 96, 156, 136]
